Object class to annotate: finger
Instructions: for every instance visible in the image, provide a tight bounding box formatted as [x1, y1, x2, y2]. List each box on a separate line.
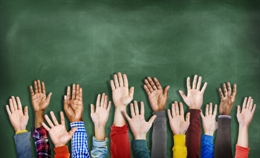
[45, 114, 54, 127]
[37, 80, 42, 93]
[16, 97, 22, 110]
[192, 75, 198, 89]
[163, 86, 170, 96]
[46, 92, 52, 103]
[72, 84, 76, 100]
[186, 77, 191, 90]
[60, 111, 65, 125]
[91, 104, 95, 114]
[30, 86, 35, 96]
[118, 72, 123, 87]
[223, 83, 227, 97]
[69, 127, 78, 137]
[12, 96, 17, 110]
[148, 115, 157, 124]
[154, 78, 162, 90]
[122, 111, 131, 121]
[110, 80, 115, 90]
[167, 109, 172, 119]
[232, 84, 237, 97]
[34, 81, 38, 93]
[143, 85, 151, 95]
[50, 111, 59, 126]
[42, 82, 46, 95]
[218, 88, 224, 98]
[242, 97, 247, 109]
[76, 84, 80, 100]
[9, 98, 14, 113]
[148, 77, 157, 90]
[24, 106, 28, 117]
[179, 102, 184, 116]
[186, 112, 190, 123]
[140, 102, 144, 116]
[175, 101, 179, 115]
[6, 105, 11, 116]
[96, 94, 101, 107]
[248, 97, 253, 110]
[209, 103, 213, 115]
[196, 76, 202, 90]
[100, 93, 105, 108]
[252, 104, 256, 113]
[42, 122, 50, 131]
[201, 82, 207, 93]
[213, 104, 218, 116]
[79, 88, 83, 101]
[114, 74, 119, 88]
[205, 104, 209, 116]
[123, 74, 129, 87]
[237, 105, 241, 116]
[104, 95, 108, 109]
[129, 87, 134, 98]
[107, 101, 112, 112]
[227, 82, 232, 95]
[171, 103, 176, 117]
[134, 101, 139, 115]
[130, 103, 135, 117]
[179, 90, 187, 100]
[200, 111, 205, 119]
[145, 79, 154, 92]
[67, 86, 71, 100]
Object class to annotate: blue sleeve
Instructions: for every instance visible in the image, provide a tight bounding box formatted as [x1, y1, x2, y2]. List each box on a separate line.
[70, 122, 90, 158]
[14, 132, 33, 158]
[202, 134, 214, 158]
[91, 136, 108, 158]
[134, 140, 150, 158]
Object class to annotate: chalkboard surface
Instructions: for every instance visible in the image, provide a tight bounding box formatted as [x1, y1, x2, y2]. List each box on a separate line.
[1, 0, 260, 157]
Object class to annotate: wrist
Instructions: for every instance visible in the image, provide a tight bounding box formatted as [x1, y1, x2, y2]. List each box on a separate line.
[55, 143, 65, 148]
[134, 134, 146, 140]
[69, 118, 83, 123]
[115, 106, 127, 111]
[35, 111, 44, 116]
[204, 130, 214, 136]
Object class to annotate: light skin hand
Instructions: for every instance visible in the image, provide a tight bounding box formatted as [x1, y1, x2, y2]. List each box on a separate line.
[179, 75, 207, 109]
[42, 111, 77, 147]
[6, 96, 29, 133]
[64, 84, 83, 123]
[236, 97, 256, 148]
[219, 82, 237, 115]
[123, 101, 157, 140]
[90, 93, 111, 140]
[167, 101, 190, 135]
[30, 80, 52, 128]
[143, 77, 170, 112]
[200, 103, 218, 136]
[110, 72, 134, 126]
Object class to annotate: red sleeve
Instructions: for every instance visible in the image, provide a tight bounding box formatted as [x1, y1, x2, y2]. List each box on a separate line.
[186, 109, 201, 158]
[110, 124, 130, 158]
[54, 146, 70, 158]
[235, 145, 250, 158]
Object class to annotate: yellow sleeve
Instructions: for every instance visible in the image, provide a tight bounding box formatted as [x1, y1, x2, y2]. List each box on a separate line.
[15, 130, 28, 135]
[173, 135, 187, 158]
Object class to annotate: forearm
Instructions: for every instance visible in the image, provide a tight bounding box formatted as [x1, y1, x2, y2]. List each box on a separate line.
[35, 111, 45, 128]
[151, 110, 167, 158]
[14, 132, 33, 158]
[134, 140, 150, 158]
[202, 134, 214, 158]
[113, 107, 126, 126]
[237, 125, 248, 148]
[94, 125, 106, 141]
[215, 116, 233, 158]
[173, 135, 187, 158]
[186, 109, 201, 158]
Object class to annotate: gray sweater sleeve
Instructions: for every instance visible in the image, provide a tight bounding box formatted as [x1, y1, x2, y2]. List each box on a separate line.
[151, 110, 168, 158]
[215, 116, 233, 158]
[14, 132, 33, 158]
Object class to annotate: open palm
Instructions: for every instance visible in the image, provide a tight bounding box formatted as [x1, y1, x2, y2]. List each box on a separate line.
[219, 82, 236, 115]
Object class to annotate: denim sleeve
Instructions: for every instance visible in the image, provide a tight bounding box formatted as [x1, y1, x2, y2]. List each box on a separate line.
[70, 122, 90, 158]
[91, 137, 108, 158]
[14, 132, 33, 158]
[202, 134, 214, 158]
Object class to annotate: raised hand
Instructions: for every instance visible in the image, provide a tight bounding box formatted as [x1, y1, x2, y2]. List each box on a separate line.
[64, 84, 83, 123]
[6, 96, 29, 133]
[91, 93, 111, 140]
[30, 80, 52, 112]
[143, 77, 170, 112]
[219, 82, 236, 115]
[110, 72, 134, 108]
[167, 101, 190, 135]
[179, 75, 207, 109]
[42, 111, 77, 147]
[201, 103, 218, 136]
[237, 97, 256, 127]
[123, 101, 157, 140]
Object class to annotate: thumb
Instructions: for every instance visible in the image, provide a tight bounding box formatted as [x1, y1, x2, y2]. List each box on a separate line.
[129, 87, 134, 98]
[163, 86, 170, 96]
[69, 127, 78, 137]
[186, 112, 190, 123]
[24, 106, 29, 117]
[179, 90, 187, 100]
[46, 92, 52, 103]
[148, 115, 157, 124]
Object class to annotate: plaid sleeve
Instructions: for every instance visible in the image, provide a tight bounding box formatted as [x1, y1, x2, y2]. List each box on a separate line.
[32, 126, 51, 158]
[70, 122, 90, 158]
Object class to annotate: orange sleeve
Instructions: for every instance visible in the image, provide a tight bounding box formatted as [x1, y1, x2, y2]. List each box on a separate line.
[235, 145, 250, 158]
[54, 146, 70, 158]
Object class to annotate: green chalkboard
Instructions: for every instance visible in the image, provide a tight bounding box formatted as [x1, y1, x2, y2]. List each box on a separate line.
[1, 0, 260, 157]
